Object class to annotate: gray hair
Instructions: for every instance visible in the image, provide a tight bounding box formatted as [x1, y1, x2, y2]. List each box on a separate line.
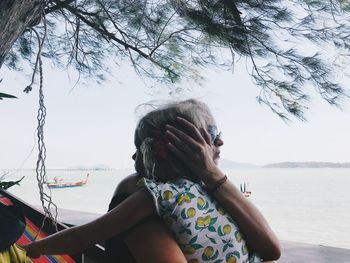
[135, 99, 213, 182]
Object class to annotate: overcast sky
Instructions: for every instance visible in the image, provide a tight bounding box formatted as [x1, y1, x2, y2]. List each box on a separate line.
[1, 56, 349, 170]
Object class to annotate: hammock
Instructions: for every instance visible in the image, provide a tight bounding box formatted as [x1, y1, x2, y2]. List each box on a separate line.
[0, 194, 77, 263]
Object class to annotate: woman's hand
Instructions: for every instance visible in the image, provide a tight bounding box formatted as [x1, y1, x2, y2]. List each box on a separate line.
[21, 243, 40, 259]
[165, 117, 224, 184]
[166, 117, 281, 260]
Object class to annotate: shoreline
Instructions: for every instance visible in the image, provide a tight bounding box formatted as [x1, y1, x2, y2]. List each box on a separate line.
[280, 240, 350, 262]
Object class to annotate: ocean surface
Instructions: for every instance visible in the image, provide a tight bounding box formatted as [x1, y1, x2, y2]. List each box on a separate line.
[4, 168, 350, 250]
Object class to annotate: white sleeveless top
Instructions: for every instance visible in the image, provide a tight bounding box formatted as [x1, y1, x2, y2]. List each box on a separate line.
[143, 177, 261, 263]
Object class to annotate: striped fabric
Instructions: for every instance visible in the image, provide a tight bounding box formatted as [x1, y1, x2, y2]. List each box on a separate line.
[0, 196, 13, 206]
[0, 197, 76, 263]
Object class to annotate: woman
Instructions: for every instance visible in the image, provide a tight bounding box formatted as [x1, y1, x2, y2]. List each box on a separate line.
[24, 99, 280, 262]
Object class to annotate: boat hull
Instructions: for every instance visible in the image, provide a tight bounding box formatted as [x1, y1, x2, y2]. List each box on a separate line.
[46, 182, 86, 189]
[46, 174, 89, 189]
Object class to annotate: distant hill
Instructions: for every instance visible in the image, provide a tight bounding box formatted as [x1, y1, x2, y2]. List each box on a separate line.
[264, 161, 350, 168]
[67, 164, 114, 170]
[219, 159, 260, 169]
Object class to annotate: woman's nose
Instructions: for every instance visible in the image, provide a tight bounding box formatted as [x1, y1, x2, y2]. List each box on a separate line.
[215, 136, 224, 147]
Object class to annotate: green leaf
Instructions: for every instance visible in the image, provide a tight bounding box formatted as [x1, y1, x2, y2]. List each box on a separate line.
[223, 244, 229, 252]
[181, 208, 187, 219]
[204, 208, 214, 214]
[0, 92, 17, 100]
[218, 226, 224, 236]
[205, 234, 217, 244]
[208, 226, 216, 232]
[0, 176, 25, 190]
[185, 228, 192, 235]
[211, 250, 219, 260]
[192, 244, 203, 249]
[209, 217, 217, 226]
[189, 235, 198, 244]
[187, 192, 196, 198]
[227, 216, 235, 224]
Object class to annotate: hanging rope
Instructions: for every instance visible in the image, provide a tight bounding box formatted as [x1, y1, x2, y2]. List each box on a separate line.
[27, 2, 59, 235]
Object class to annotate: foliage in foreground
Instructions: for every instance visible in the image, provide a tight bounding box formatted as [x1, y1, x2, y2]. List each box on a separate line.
[0, 92, 17, 100]
[0, 176, 25, 190]
[4, 0, 350, 119]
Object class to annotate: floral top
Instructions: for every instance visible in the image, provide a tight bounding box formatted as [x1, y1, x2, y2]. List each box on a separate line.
[143, 178, 261, 263]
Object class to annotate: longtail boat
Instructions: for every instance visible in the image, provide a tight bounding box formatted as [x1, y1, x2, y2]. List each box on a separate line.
[46, 174, 89, 189]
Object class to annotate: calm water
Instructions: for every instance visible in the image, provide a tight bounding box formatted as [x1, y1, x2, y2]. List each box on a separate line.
[4, 168, 350, 249]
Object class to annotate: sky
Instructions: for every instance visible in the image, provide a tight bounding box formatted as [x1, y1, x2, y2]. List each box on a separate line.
[1, 55, 350, 170]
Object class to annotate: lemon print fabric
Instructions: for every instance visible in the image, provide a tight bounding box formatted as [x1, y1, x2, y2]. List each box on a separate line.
[143, 178, 261, 263]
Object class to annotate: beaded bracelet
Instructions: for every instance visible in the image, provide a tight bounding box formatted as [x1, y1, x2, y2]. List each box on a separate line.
[207, 175, 228, 193]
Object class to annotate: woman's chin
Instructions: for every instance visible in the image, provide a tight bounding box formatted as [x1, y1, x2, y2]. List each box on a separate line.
[213, 157, 220, 165]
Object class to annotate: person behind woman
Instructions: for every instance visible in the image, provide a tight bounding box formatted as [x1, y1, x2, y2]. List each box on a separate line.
[24, 99, 280, 262]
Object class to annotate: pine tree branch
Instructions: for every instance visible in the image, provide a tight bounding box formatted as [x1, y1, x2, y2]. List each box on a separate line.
[221, 0, 243, 26]
[56, 1, 180, 78]
[45, 0, 74, 14]
[150, 28, 196, 57]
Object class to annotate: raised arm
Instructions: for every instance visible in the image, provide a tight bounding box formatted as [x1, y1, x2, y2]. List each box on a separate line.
[203, 169, 280, 260]
[165, 117, 281, 261]
[24, 189, 155, 258]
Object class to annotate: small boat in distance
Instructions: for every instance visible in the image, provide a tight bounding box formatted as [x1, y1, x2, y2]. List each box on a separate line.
[240, 182, 252, 197]
[46, 174, 89, 189]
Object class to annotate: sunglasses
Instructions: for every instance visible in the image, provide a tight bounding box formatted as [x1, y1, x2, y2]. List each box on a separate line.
[207, 125, 222, 145]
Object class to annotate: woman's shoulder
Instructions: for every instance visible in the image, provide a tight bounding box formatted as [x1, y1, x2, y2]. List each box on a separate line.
[113, 173, 142, 196]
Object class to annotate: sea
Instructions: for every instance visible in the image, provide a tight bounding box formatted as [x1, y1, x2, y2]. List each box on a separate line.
[4, 168, 350, 250]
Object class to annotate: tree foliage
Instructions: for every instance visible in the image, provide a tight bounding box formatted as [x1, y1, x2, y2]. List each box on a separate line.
[3, 0, 350, 119]
[0, 172, 24, 190]
[0, 92, 17, 100]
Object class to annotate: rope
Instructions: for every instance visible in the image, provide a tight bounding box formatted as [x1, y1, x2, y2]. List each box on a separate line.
[28, 3, 59, 236]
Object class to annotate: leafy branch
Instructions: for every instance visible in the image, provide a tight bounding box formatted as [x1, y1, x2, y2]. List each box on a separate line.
[0, 176, 25, 190]
[3, 0, 350, 119]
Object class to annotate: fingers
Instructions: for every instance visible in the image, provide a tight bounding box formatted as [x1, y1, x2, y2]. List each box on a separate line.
[175, 117, 206, 144]
[164, 117, 209, 164]
[200, 128, 211, 145]
[165, 129, 192, 164]
[166, 141, 189, 163]
[165, 125, 201, 155]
